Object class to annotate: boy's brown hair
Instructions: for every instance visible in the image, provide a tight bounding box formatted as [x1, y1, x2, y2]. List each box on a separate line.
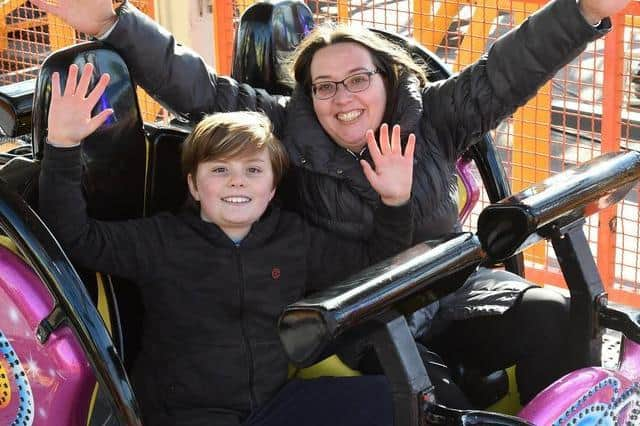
[181, 111, 289, 187]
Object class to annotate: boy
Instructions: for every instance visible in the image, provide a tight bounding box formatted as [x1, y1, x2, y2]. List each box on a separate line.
[39, 63, 415, 426]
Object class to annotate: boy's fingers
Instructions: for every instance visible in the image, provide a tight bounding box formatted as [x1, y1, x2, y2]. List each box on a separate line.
[87, 108, 113, 134]
[64, 64, 79, 97]
[51, 72, 62, 99]
[86, 73, 110, 106]
[391, 124, 401, 154]
[76, 63, 95, 97]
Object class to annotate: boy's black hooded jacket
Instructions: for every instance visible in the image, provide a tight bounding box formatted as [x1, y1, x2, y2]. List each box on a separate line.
[38, 144, 413, 426]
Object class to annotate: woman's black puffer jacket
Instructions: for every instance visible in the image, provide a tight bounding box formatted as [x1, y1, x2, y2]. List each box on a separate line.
[106, 0, 608, 242]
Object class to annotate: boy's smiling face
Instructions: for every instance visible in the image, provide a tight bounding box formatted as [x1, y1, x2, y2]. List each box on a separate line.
[188, 149, 276, 241]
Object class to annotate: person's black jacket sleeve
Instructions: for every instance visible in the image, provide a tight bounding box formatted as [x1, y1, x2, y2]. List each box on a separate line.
[304, 202, 414, 292]
[105, 1, 288, 136]
[38, 143, 163, 282]
[421, 0, 610, 160]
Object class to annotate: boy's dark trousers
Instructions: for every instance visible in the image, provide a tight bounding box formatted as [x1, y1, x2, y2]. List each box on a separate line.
[244, 376, 393, 426]
[148, 376, 394, 426]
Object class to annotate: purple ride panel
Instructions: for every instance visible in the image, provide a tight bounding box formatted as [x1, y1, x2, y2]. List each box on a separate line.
[519, 339, 640, 425]
[0, 244, 94, 425]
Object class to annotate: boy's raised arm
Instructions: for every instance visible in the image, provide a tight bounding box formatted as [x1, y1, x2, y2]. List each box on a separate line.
[39, 64, 158, 281]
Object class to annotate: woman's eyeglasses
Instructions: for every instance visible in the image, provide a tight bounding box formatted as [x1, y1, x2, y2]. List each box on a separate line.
[311, 70, 380, 100]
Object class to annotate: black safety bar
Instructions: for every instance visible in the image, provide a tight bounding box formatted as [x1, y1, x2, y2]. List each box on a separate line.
[477, 150, 640, 262]
[279, 232, 484, 367]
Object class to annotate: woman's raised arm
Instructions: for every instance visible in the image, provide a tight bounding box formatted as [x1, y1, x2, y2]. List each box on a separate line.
[32, 0, 287, 129]
[30, 0, 116, 37]
[578, 0, 630, 25]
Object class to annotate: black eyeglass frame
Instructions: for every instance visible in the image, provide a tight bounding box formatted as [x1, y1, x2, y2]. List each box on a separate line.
[311, 69, 381, 100]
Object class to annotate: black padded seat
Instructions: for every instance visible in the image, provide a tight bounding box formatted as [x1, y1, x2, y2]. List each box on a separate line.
[145, 124, 190, 216]
[31, 41, 148, 369]
[33, 41, 147, 221]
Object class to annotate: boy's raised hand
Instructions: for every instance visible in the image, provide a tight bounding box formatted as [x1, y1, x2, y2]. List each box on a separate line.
[30, 0, 117, 37]
[47, 63, 113, 147]
[361, 124, 415, 206]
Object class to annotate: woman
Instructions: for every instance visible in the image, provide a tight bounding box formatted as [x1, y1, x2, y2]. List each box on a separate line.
[33, 0, 629, 408]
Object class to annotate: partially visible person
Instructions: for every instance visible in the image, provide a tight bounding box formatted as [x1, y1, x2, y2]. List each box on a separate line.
[32, 0, 631, 407]
[39, 63, 416, 426]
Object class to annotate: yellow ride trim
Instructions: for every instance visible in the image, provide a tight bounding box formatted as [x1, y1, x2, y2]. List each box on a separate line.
[0, 357, 10, 408]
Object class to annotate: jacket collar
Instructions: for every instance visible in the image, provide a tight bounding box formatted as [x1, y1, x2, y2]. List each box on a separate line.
[179, 204, 282, 249]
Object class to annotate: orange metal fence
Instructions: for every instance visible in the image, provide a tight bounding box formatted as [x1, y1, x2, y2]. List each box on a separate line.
[0, 1, 638, 307]
[217, 0, 640, 308]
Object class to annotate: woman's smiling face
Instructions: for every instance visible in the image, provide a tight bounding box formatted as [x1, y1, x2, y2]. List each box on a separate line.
[310, 42, 387, 152]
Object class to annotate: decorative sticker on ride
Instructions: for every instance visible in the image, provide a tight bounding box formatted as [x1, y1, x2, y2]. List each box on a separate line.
[0, 329, 34, 426]
[552, 377, 640, 425]
[0, 354, 9, 409]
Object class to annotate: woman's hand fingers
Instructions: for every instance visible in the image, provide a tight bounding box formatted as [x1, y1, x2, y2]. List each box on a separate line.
[366, 129, 382, 163]
[578, 0, 630, 25]
[30, 0, 118, 37]
[378, 123, 390, 155]
[360, 159, 377, 187]
[362, 125, 414, 206]
[372, 124, 407, 161]
[391, 124, 401, 154]
[404, 133, 416, 161]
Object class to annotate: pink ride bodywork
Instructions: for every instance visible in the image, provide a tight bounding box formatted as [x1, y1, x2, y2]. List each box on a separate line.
[0, 245, 95, 425]
[519, 339, 640, 425]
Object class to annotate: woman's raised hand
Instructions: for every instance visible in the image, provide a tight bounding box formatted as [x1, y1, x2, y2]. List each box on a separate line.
[577, 0, 630, 25]
[30, 0, 117, 37]
[361, 124, 415, 207]
[47, 63, 113, 147]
